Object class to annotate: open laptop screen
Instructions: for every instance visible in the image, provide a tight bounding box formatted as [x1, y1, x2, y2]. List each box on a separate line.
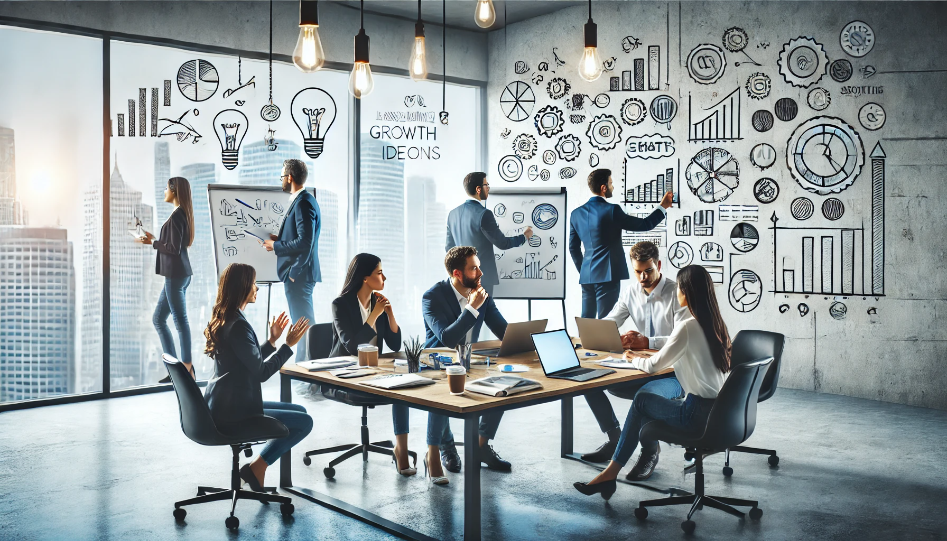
[532, 329, 581, 376]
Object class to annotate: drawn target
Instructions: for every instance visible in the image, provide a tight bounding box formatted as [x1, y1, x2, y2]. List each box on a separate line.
[500, 81, 536, 122]
[586, 115, 623, 151]
[668, 241, 694, 269]
[620, 98, 647, 126]
[729, 269, 762, 313]
[555, 134, 581, 162]
[498, 155, 523, 182]
[534, 105, 565, 138]
[542, 150, 556, 165]
[531, 203, 559, 230]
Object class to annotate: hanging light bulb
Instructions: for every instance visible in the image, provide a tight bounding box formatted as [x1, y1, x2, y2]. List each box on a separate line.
[348, 1, 374, 98]
[474, 0, 496, 28]
[293, 0, 325, 72]
[409, 0, 427, 81]
[577, 0, 603, 82]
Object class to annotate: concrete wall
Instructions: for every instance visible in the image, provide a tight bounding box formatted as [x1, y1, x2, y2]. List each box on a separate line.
[0, 1, 488, 82]
[487, 2, 947, 409]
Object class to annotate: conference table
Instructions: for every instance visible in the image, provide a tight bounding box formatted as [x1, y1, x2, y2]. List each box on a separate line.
[278, 338, 672, 540]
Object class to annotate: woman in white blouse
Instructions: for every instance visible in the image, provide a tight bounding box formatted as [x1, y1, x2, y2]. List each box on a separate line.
[574, 265, 732, 499]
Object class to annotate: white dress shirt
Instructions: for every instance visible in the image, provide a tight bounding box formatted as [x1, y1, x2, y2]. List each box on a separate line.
[288, 187, 305, 205]
[628, 315, 727, 399]
[451, 282, 480, 345]
[358, 297, 377, 346]
[603, 274, 684, 349]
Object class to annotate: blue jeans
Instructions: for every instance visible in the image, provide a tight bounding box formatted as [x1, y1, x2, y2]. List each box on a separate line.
[437, 411, 503, 452]
[612, 378, 713, 466]
[580, 281, 621, 319]
[260, 401, 314, 465]
[392, 405, 452, 446]
[284, 279, 315, 363]
[585, 376, 683, 433]
[153, 276, 192, 364]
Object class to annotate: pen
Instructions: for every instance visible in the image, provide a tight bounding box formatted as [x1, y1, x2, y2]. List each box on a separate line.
[243, 229, 266, 241]
[235, 198, 255, 210]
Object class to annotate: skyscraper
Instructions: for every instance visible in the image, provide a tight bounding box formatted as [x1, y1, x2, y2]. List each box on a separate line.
[153, 141, 171, 227]
[0, 227, 76, 402]
[178, 162, 216, 377]
[0, 127, 26, 226]
[238, 138, 302, 186]
[358, 137, 405, 312]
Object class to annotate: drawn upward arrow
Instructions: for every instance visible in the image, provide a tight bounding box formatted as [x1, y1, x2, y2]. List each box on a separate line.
[870, 142, 886, 296]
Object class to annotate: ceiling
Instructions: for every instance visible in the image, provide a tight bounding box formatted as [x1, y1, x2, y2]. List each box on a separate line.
[332, 0, 586, 32]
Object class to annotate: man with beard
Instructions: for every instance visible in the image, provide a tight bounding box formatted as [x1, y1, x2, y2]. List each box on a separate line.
[263, 158, 321, 363]
[445, 172, 533, 341]
[421, 246, 512, 474]
[578, 241, 687, 468]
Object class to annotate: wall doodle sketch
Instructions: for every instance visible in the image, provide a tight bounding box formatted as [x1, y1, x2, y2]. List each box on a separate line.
[730, 222, 759, 252]
[752, 110, 775, 132]
[290, 88, 337, 159]
[586, 114, 623, 151]
[559, 167, 577, 179]
[840, 21, 875, 57]
[729, 269, 762, 313]
[158, 110, 202, 144]
[534, 105, 565, 138]
[723, 27, 762, 66]
[513, 133, 538, 160]
[753, 178, 780, 204]
[830, 59, 854, 82]
[858, 103, 886, 131]
[774, 97, 799, 122]
[687, 43, 727, 84]
[649, 95, 678, 129]
[750, 143, 776, 170]
[822, 197, 845, 220]
[746, 73, 771, 100]
[555, 134, 581, 162]
[685, 147, 740, 203]
[498, 155, 523, 182]
[786, 116, 864, 195]
[528, 165, 539, 181]
[177, 59, 219, 102]
[790, 197, 815, 220]
[700, 242, 724, 262]
[547, 77, 571, 100]
[620, 98, 647, 126]
[778, 37, 828, 88]
[689, 88, 742, 141]
[668, 241, 694, 269]
[542, 150, 556, 165]
[500, 81, 536, 122]
[807, 87, 832, 111]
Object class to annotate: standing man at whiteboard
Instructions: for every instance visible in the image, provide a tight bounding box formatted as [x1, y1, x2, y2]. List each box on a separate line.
[263, 158, 322, 363]
[446, 172, 533, 342]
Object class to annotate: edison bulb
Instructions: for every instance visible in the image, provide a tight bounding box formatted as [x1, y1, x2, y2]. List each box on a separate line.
[474, 0, 496, 28]
[293, 25, 326, 72]
[578, 46, 604, 82]
[409, 37, 428, 81]
[348, 62, 374, 99]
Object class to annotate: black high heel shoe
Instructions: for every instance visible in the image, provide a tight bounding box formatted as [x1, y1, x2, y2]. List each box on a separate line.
[573, 479, 617, 500]
[239, 464, 264, 492]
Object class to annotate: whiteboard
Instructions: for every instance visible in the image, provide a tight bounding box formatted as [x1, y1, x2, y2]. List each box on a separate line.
[489, 187, 567, 300]
[207, 184, 312, 283]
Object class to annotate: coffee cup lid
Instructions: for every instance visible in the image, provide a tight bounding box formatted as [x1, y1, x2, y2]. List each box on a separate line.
[357, 344, 378, 352]
[446, 365, 466, 375]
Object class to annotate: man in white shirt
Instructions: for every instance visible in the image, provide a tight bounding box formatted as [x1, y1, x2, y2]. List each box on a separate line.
[580, 241, 685, 463]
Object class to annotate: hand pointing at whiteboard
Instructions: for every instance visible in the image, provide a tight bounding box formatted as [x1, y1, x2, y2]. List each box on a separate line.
[660, 191, 673, 210]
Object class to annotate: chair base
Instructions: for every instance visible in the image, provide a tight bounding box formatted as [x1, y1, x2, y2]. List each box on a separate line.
[729, 445, 780, 467]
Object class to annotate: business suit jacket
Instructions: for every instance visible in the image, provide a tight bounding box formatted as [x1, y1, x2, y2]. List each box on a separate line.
[204, 311, 294, 427]
[422, 279, 508, 348]
[152, 207, 192, 278]
[569, 196, 666, 284]
[329, 293, 402, 357]
[274, 189, 322, 284]
[445, 199, 526, 287]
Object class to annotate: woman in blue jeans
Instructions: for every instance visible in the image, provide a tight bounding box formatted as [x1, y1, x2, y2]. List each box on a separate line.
[574, 265, 731, 499]
[140, 177, 195, 383]
[203, 263, 312, 490]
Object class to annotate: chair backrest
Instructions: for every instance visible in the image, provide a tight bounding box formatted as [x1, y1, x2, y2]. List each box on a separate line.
[700, 357, 773, 450]
[308, 323, 334, 360]
[163, 355, 224, 446]
[731, 330, 785, 402]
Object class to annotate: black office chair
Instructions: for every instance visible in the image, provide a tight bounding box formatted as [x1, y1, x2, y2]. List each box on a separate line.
[163, 356, 294, 531]
[300, 324, 417, 478]
[721, 330, 785, 475]
[634, 357, 773, 534]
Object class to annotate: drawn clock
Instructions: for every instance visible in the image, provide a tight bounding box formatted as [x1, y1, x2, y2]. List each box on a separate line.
[786, 116, 864, 195]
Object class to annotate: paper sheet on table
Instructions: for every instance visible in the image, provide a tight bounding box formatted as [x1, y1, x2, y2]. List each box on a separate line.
[597, 358, 643, 370]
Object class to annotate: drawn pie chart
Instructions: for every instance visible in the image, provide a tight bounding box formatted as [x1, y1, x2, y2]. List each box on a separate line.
[730, 223, 759, 253]
[686, 147, 740, 203]
[729, 270, 762, 313]
[177, 59, 219, 102]
[500, 81, 536, 122]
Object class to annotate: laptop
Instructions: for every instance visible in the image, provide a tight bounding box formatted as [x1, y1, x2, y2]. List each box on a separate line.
[472, 319, 548, 357]
[531, 329, 615, 382]
[575, 317, 624, 353]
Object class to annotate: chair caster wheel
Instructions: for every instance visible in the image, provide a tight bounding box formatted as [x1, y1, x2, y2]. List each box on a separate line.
[303, 456, 312, 466]
[634, 507, 648, 520]
[281, 503, 295, 516]
[173, 508, 186, 521]
[768, 455, 779, 466]
[681, 519, 696, 534]
[683, 451, 694, 461]
[244, 448, 252, 458]
[723, 466, 733, 477]
[749, 507, 763, 520]
[324, 467, 335, 479]
[225, 516, 239, 530]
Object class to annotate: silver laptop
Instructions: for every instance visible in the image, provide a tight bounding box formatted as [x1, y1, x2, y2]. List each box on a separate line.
[575, 317, 624, 353]
[532, 329, 615, 382]
[472, 319, 548, 357]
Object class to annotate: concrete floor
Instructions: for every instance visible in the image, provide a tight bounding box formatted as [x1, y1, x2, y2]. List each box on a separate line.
[1, 380, 946, 541]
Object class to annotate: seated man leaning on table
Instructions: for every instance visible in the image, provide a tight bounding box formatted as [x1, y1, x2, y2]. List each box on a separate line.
[580, 241, 688, 472]
[422, 245, 513, 474]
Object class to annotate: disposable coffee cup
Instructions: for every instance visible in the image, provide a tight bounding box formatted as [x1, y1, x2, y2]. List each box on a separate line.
[358, 344, 378, 367]
[447, 365, 467, 395]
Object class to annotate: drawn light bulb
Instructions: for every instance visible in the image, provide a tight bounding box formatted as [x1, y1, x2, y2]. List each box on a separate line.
[213, 109, 248, 170]
[474, 0, 496, 28]
[409, 21, 428, 81]
[291, 87, 337, 159]
[293, 0, 325, 73]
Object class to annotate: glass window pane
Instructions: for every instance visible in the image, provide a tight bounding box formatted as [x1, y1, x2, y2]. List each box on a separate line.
[0, 26, 104, 403]
[109, 41, 349, 390]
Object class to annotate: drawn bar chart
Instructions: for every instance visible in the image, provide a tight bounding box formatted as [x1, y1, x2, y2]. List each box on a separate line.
[610, 46, 661, 92]
[772, 219, 879, 296]
[623, 159, 680, 205]
[688, 87, 742, 141]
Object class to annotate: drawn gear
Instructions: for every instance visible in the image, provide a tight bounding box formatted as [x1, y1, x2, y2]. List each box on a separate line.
[512, 133, 538, 160]
[778, 37, 829, 88]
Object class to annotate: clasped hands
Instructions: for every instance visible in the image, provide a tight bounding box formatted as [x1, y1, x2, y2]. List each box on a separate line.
[620, 330, 650, 351]
[268, 312, 311, 348]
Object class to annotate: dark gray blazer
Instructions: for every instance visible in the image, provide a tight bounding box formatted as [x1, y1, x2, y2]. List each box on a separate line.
[204, 311, 294, 427]
[445, 199, 526, 287]
[153, 207, 192, 278]
[329, 293, 402, 357]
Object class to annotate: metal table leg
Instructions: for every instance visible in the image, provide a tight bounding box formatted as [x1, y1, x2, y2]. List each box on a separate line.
[561, 396, 573, 457]
[464, 415, 481, 540]
[280, 373, 293, 488]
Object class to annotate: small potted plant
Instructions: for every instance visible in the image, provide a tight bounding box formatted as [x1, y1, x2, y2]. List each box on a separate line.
[404, 336, 425, 373]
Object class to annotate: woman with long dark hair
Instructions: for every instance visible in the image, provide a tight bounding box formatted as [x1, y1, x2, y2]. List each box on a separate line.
[203, 263, 312, 491]
[574, 265, 731, 499]
[139, 177, 196, 383]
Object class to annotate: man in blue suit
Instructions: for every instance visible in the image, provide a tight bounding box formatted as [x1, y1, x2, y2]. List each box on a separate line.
[569, 168, 670, 458]
[422, 246, 512, 474]
[446, 172, 533, 342]
[263, 158, 321, 363]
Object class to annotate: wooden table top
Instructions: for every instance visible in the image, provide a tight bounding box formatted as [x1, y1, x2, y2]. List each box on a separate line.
[280, 338, 672, 415]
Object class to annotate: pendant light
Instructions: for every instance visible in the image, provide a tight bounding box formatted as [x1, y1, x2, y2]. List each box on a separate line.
[349, 0, 374, 98]
[577, 0, 603, 82]
[293, 0, 326, 72]
[474, 0, 496, 28]
[409, 0, 428, 81]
